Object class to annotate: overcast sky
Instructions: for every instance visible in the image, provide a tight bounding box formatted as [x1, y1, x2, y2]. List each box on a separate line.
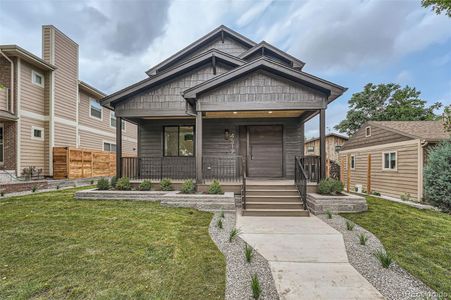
[1, 0, 450, 137]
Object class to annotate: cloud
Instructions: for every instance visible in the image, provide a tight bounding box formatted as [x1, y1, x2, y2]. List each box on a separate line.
[395, 70, 413, 85]
[236, 0, 272, 27]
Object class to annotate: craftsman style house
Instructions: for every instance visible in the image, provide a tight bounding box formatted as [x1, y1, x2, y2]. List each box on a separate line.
[102, 26, 346, 215]
[0, 25, 137, 181]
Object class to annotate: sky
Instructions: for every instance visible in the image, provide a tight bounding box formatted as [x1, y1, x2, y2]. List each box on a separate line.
[1, 0, 450, 138]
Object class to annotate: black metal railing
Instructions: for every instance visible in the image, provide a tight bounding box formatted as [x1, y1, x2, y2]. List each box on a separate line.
[295, 156, 308, 210]
[300, 155, 321, 183]
[121, 157, 195, 180]
[202, 155, 242, 182]
[241, 157, 247, 209]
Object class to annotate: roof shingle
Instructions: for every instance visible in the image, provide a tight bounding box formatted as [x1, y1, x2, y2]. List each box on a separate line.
[369, 121, 449, 142]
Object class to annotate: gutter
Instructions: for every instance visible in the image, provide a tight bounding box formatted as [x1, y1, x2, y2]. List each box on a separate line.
[0, 49, 15, 115]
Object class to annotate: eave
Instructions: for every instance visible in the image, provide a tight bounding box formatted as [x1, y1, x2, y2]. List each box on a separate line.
[79, 80, 106, 99]
[0, 45, 56, 71]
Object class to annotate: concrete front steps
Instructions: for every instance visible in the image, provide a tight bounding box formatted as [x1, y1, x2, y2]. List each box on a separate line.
[242, 183, 309, 217]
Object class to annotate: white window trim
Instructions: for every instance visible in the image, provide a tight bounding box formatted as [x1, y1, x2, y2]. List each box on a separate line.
[365, 126, 371, 137]
[89, 98, 103, 121]
[103, 140, 116, 152]
[31, 126, 44, 141]
[350, 154, 356, 170]
[382, 151, 398, 171]
[0, 123, 4, 165]
[31, 70, 44, 88]
[109, 111, 126, 132]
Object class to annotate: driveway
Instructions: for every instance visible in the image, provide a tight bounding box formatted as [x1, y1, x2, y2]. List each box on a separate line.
[236, 213, 384, 300]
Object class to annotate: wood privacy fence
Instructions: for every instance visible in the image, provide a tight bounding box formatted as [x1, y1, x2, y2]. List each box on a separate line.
[53, 147, 116, 179]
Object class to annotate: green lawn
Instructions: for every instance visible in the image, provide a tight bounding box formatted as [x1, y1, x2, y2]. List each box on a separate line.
[341, 196, 451, 296]
[0, 188, 225, 300]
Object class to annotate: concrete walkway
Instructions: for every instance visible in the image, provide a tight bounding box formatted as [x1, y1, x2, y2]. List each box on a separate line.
[236, 213, 384, 300]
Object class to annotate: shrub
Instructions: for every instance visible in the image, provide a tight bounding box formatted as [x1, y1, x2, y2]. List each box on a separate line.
[229, 228, 240, 242]
[318, 178, 343, 195]
[139, 180, 152, 191]
[251, 274, 262, 300]
[110, 176, 117, 188]
[216, 218, 223, 229]
[180, 179, 196, 194]
[115, 177, 131, 191]
[0, 191, 4, 197]
[359, 233, 368, 245]
[374, 249, 393, 268]
[56, 185, 60, 190]
[244, 244, 254, 263]
[90, 179, 94, 185]
[372, 191, 381, 196]
[424, 140, 451, 211]
[32, 185, 38, 193]
[325, 210, 332, 219]
[97, 178, 110, 190]
[346, 220, 355, 231]
[400, 193, 411, 201]
[219, 209, 225, 218]
[160, 178, 173, 191]
[208, 179, 223, 194]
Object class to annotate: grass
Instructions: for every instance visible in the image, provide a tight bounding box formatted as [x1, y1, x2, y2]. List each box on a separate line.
[358, 233, 368, 245]
[251, 274, 261, 299]
[325, 210, 332, 219]
[345, 220, 355, 231]
[244, 244, 254, 263]
[342, 196, 451, 295]
[228, 228, 240, 242]
[0, 187, 226, 299]
[373, 249, 393, 268]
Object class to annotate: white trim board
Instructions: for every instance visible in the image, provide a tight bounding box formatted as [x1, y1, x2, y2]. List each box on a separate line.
[21, 110, 49, 121]
[339, 139, 419, 154]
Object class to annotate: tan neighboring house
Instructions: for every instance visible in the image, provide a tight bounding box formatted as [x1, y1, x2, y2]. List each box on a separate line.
[0, 25, 137, 180]
[339, 121, 449, 201]
[304, 133, 348, 162]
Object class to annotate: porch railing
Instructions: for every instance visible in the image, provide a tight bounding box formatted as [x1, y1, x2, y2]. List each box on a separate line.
[295, 156, 308, 210]
[240, 157, 247, 209]
[300, 155, 321, 183]
[203, 155, 242, 182]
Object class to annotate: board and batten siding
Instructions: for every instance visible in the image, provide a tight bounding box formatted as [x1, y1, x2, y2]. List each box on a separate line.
[116, 62, 232, 116]
[196, 70, 327, 111]
[340, 140, 421, 201]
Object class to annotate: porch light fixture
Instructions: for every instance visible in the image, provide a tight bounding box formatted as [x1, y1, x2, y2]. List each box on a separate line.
[268, 111, 273, 114]
[224, 129, 230, 140]
[233, 111, 238, 114]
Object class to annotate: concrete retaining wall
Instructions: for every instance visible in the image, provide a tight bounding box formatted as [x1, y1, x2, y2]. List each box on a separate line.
[307, 192, 367, 214]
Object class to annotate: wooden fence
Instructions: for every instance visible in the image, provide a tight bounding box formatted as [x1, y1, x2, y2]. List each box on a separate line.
[53, 147, 116, 179]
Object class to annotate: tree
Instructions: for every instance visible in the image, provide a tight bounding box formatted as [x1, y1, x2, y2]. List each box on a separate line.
[335, 83, 442, 136]
[421, 0, 451, 17]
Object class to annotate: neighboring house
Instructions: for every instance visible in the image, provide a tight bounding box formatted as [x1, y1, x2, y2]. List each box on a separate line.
[0, 25, 137, 180]
[304, 133, 348, 162]
[102, 25, 346, 187]
[339, 121, 449, 201]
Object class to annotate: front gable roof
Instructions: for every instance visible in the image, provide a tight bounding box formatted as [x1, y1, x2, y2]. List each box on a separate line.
[369, 121, 449, 142]
[102, 49, 245, 108]
[239, 41, 305, 69]
[145, 25, 256, 76]
[183, 57, 346, 103]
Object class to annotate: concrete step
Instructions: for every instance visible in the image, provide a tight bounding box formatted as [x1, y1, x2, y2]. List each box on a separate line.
[245, 201, 304, 209]
[242, 208, 309, 217]
[246, 184, 297, 190]
[246, 189, 299, 196]
[245, 195, 301, 203]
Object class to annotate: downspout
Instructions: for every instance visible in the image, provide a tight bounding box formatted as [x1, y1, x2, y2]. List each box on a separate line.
[0, 49, 15, 115]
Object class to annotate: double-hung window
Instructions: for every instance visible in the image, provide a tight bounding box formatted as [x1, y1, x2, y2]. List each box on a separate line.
[383, 151, 397, 170]
[103, 142, 116, 152]
[110, 111, 125, 131]
[90, 98, 102, 119]
[164, 126, 194, 157]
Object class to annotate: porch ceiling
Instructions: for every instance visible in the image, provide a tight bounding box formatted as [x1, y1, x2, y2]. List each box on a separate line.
[204, 110, 304, 118]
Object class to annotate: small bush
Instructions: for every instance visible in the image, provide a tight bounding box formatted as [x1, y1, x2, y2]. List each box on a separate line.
[219, 209, 225, 218]
[424, 140, 451, 211]
[251, 274, 262, 300]
[372, 191, 381, 196]
[32, 185, 38, 193]
[1, 191, 4, 197]
[56, 185, 60, 190]
[115, 177, 131, 191]
[110, 176, 117, 188]
[325, 210, 332, 219]
[346, 220, 355, 231]
[216, 218, 223, 229]
[97, 178, 110, 190]
[244, 244, 254, 263]
[160, 178, 173, 191]
[139, 180, 152, 191]
[208, 179, 223, 194]
[359, 233, 368, 245]
[90, 179, 94, 185]
[229, 228, 240, 242]
[180, 179, 196, 194]
[318, 178, 343, 195]
[374, 249, 393, 268]
[400, 193, 411, 201]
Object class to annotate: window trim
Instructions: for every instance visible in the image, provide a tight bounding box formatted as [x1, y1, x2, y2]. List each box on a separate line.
[382, 151, 397, 171]
[365, 126, 371, 137]
[163, 125, 195, 157]
[31, 126, 44, 141]
[0, 123, 4, 165]
[89, 98, 103, 120]
[110, 111, 126, 132]
[350, 154, 356, 170]
[31, 70, 44, 88]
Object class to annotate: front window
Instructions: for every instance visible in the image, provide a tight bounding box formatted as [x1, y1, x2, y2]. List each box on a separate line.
[164, 126, 194, 156]
[383, 152, 397, 170]
[90, 99, 102, 119]
[103, 142, 116, 152]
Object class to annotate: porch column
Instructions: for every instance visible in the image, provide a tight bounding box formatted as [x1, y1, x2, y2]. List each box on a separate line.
[299, 121, 305, 158]
[319, 108, 326, 180]
[116, 116, 122, 178]
[195, 111, 203, 183]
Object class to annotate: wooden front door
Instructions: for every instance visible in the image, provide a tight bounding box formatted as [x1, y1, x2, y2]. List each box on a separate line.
[247, 125, 283, 178]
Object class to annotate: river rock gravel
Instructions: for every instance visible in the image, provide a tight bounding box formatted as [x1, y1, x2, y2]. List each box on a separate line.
[209, 212, 279, 300]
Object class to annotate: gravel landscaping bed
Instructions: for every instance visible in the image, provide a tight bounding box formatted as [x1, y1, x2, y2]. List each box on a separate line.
[319, 214, 438, 300]
[209, 212, 279, 300]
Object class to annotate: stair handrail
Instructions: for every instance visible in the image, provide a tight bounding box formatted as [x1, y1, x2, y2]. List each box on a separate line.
[241, 156, 247, 210]
[295, 156, 308, 210]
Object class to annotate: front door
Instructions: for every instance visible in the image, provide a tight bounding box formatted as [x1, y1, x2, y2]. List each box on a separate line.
[247, 125, 283, 178]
